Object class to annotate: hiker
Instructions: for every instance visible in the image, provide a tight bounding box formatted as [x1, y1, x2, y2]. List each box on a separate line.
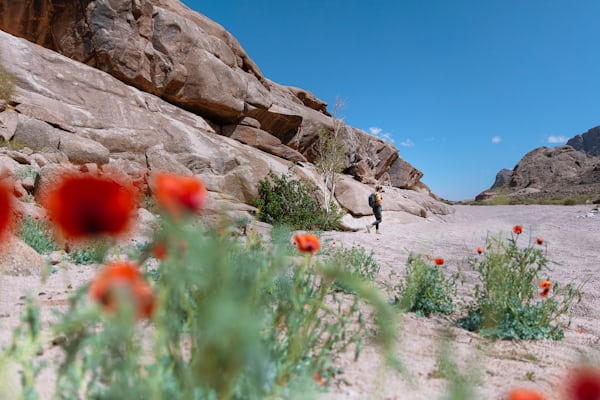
[366, 185, 383, 234]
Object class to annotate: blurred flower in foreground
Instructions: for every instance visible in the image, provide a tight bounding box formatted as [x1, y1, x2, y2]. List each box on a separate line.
[536, 237, 544, 245]
[508, 387, 545, 400]
[0, 179, 14, 239]
[513, 225, 523, 235]
[565, 367, 600, 400]
[294, 233, 320, 254]
[154, 173, 207, 218]
[434, 257, 445, 266]
[476, 246, 484, 255]
[44, 172, 137, 240]
[540, 280, 552, 298]
[88, 261, 155, 319]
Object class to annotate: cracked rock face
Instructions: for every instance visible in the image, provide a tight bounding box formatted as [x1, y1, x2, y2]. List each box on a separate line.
[0, 0, 447, 219]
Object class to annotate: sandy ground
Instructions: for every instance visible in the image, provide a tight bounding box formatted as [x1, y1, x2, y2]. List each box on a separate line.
[319, 204, 600, 400]
[0, 204, 598, 399]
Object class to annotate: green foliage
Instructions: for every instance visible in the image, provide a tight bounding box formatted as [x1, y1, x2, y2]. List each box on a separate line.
[68, 242, 108, 265]
[394, 254, 456, 317]
[314, 128, 346, 177]
[327, 244, 380, 294]
[5, 217, 398, 399]
[253, 169, 343, 231]
[458, 233, 582, 340]
[18, 215, 57, 255]
[0, 57, 15, 102]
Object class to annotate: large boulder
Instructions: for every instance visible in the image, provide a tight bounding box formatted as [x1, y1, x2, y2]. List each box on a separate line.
[479, 142, 600, 202]
[334, 175, 453, 218]
[0, 234, 46, 276]
[567, 126, 600, 156]
[0, 0, 425, 190]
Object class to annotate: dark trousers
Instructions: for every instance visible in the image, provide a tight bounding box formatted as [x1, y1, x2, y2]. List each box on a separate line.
[371, 205, 382, 230]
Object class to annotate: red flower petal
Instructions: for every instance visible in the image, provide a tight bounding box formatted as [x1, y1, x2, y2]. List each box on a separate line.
[434, 257, 444, 266]
[44, 172, 137, 239]
[294, 233, 320, 254]
[0, 180, 15, 241]
[513, 225, 523, 235]
[154, 173, 207, 218]
[508, 388, 545, 400]
[88, 261, 155, 319]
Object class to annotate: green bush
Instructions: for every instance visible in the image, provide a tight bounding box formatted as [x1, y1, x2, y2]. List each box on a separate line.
[458, 231, 582, 340]
[0, 57, 15, 102]
[394, 254, 457, 317]
[18, 215, 57, 254]
[253, 169, 343, 231]
[6, 219, 398, 399]
[68, 242, 108, 265]
[327, 244, 380, 294]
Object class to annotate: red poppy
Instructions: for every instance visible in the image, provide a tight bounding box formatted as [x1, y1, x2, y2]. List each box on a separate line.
[508, 388, 545, 400]
[88, 261, 155, 319]
[565, 367, 600, 400]
[540, 280, 552, 290]
[513, 225, 523, 235]
[152, 241, 167, 260]
[0, 180, 14, 240]
[535, 237, 544, 245]
[476, 246, 484, 255]
[540, 289, 550, 298]
[434, 257, 444, 266]
[294, 233, 320, 254]
[154, 173, 207, 218]
[44, 173, 137, 240]
[313, 372, 326, 386]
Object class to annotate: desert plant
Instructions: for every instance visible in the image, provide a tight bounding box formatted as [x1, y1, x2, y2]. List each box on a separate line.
[314, 97, 348, 219]
[17, 215, 57, 254]
[394, 254, 457, 317]
[68, 242, 109, 265]
[253, 169, 343, 231]
[3, 172, 399, 399]
[0, 56, 15, 102]
[327, 244, 380, 294]
[458, 229, 582, 340]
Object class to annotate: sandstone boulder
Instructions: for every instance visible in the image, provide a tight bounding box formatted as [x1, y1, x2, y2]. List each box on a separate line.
[567, 126, 600, 156]
[0, 234, 46, 276]
[0, 0, 423, 190]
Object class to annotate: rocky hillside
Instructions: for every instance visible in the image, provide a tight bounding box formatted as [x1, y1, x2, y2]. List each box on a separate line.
[477, 126, 600, 203]
[0, 0, 452, 230]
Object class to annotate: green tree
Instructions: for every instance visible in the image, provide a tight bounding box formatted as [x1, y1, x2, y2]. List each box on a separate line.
[314, 97, 347, 219]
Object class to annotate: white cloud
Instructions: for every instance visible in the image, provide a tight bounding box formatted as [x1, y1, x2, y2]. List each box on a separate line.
[367, 126, 395, 143]
[548, 135, 568, 144]
[491, 136, 502, 144]
[399, 139, 415, 147]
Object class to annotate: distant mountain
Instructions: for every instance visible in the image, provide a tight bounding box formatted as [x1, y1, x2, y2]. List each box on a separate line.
[477, 126, 600, 203]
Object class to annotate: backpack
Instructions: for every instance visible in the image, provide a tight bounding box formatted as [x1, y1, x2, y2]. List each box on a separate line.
[368, 192, 376, 208]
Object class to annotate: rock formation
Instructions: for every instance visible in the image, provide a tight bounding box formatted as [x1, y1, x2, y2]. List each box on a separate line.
[0, 0, 452, 228]
[478, 128, 600, 202]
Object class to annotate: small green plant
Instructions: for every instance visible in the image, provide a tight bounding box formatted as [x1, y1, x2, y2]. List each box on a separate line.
[458, 230, 582, 340]
[327, 244, 380, 294]
[0, 56, 15, 102]
[17, 215, 57, 254]
[253, 169, 343, 231]
[394, 254, 456, 317]
[15, 166, 37, 181]
[68, 242, 109, 265]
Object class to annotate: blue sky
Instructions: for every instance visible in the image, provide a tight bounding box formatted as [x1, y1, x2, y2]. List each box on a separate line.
[183, 1, 600, 201]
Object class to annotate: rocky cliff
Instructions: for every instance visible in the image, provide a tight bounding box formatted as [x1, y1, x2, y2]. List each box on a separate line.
[478, 127, 600, 203]
[0, 0, 452, 226]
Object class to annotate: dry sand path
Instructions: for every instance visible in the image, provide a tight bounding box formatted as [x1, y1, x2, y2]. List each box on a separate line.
[0, 205, 598, 399]
[321, 204, 600, 400]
